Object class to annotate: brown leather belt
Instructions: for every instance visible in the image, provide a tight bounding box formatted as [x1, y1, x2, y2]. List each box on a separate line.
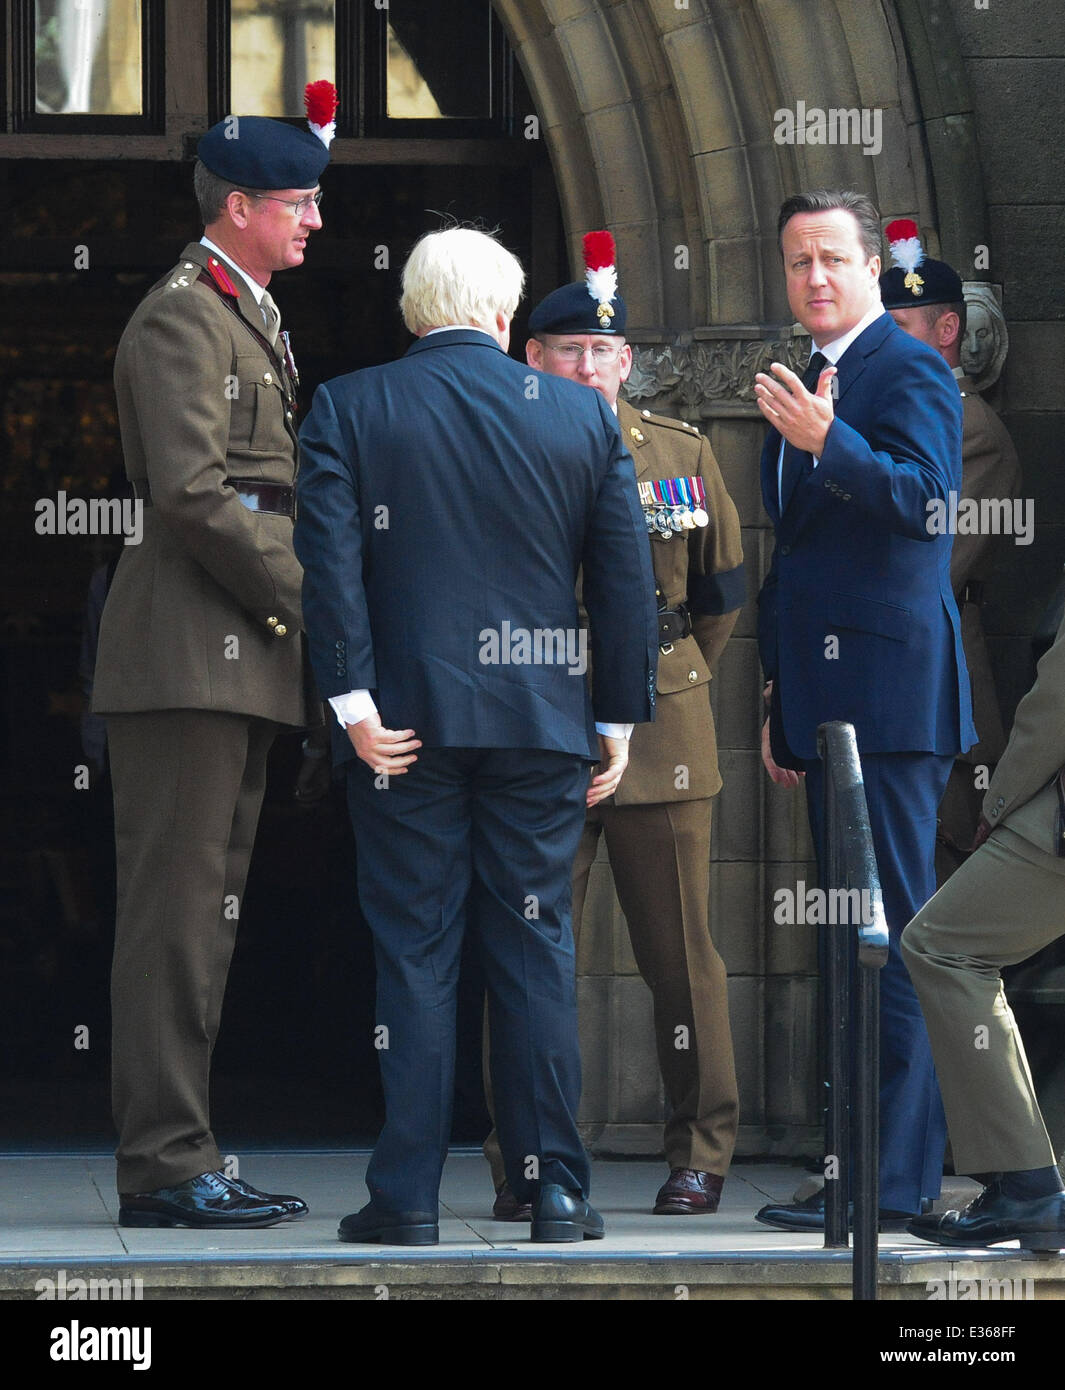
[132, 478, 295, 517]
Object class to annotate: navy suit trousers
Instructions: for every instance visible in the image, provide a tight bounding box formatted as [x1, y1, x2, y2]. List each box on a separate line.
[803, 751, 953, 1213]
[346, 745, 592, 1213]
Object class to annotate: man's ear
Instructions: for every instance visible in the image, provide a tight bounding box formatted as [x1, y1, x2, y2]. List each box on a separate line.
[937, 310, 961, 351]
[224, 190, 252, 230]
[526, 337, 544, 369]
[618, 341, 633, 384]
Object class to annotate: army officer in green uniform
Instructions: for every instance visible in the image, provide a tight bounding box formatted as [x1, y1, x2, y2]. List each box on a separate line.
[92, 104, 332, 1228]
[485, 234, 746, 1217]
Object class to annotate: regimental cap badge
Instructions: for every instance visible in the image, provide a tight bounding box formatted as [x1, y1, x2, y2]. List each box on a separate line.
[885, 219, 925, 297]
[880, 219, 965, 311]
[584, 230, 619, 328]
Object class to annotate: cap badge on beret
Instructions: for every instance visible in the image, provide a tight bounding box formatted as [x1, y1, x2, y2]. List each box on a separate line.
[886, 219, 925, 298]
[584, 230, 619, 328]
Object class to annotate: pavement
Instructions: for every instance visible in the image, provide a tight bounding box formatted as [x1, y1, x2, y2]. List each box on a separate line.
[2, 1151, 1063, 1300]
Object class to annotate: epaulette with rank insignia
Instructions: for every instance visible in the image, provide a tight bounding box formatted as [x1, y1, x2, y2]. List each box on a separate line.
[635, 408, 702, 439]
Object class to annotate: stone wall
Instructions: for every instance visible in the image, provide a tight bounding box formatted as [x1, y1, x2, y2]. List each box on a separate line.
[495, 0, 1065, 1157]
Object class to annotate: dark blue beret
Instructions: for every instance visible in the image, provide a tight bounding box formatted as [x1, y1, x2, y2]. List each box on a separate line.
[196, 115, 330, 190]
[880, 257, 964, 309]
[528, 280, 628, 336]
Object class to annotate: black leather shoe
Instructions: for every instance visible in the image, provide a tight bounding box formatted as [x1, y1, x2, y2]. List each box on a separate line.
[119, 1171, 290, 1228]
[530, 1183, 605, 1242]
[225, 1176, 308, 1220]
[492, 1182, 533, 1222]
[907, 1179, 1065, 1251]
[654, 1168, 724, 1215]
[754, 1188, 919, 1233]
[338, 1203, 439, 1245]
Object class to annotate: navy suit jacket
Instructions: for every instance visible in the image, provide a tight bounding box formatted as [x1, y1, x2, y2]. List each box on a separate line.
[757, 312, 976, 763]
[295, 328, 658, 767]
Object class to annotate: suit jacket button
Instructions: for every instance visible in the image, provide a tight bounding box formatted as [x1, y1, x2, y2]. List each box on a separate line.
[267, 616, 279, 628]
[687, 670, 698, 683]
[264, 371, 273, 384]
[273, 623, 287, 637]
[780, 544, 791, 556]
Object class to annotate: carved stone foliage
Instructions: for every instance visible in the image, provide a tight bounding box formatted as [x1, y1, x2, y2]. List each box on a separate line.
[624, 333, 810, 419]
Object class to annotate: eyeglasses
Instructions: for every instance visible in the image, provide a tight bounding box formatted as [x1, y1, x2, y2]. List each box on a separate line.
[250, 190, 324, 216]
[545, 342, 624, 364]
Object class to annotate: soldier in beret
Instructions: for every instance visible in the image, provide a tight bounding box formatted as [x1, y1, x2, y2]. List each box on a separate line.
[92, 87, 336, 1228]
[880, 224, 1021, 886]
[483, 233, 746, 1218]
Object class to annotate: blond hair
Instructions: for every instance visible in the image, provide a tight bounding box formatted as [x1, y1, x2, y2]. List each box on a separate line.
[400, 228, 525, 335]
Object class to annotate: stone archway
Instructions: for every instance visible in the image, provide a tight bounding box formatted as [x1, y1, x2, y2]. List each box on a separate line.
[492, 0, 988, 1156]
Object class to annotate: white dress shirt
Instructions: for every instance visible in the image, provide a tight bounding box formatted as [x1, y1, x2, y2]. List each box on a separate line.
[777, 302, 886, 511]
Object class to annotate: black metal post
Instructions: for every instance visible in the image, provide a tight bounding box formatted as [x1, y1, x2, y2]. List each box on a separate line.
[817, 722, 889, 1300]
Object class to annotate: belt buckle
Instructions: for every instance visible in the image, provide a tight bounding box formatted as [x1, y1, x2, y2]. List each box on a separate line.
[659, 641, 674, 655]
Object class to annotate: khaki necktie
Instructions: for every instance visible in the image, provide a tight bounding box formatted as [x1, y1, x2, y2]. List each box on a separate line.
[260, 289, 280, 346]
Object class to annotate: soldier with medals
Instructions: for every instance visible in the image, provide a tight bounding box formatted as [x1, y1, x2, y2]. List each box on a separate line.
[91, 83, 337, 1227]
[880, 223, 1022, 886]
[483, 232, 746, 1218]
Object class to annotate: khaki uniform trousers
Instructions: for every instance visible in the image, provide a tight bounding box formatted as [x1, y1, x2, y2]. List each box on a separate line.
[485, 797, 738, 1185]
[107, 709, 277, 1195]
[903, 792, 1065, 1175]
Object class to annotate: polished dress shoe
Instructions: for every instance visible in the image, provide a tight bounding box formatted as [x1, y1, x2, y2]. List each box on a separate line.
[338, 1202, 439, 1246]
[492, 1181, 532, 1222]
[119, 1170, 290, 1228]
[907, 1179, 1065, 1251]
[654, 1168, 724, 1215]
[225, 1176, 308, 1220]
[530, 1183, 604, 1242]
[755, 1187, 919, 1233]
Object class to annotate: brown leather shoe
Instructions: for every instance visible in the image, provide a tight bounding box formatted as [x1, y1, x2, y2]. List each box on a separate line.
[653, 1168, 724, 1215]
[492, 1182, 533, 1222]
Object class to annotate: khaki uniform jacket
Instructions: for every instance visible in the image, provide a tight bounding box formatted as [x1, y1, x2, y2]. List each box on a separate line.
[612, 399, 744, 804]
[93, 242, 312, 727]
[953, 376, 1022, 765]
[983, 611, 1065, 858]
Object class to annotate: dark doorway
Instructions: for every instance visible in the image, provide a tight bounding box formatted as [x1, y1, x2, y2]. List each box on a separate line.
[0, 152, 564, 1152]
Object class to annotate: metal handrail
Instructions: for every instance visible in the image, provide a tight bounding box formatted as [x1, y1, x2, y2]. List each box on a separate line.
[817, 721, 889, 1301]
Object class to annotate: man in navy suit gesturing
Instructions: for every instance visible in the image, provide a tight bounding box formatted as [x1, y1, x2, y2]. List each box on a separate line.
[752, 191, 976, 1231]
[295, 228, 658, 1244]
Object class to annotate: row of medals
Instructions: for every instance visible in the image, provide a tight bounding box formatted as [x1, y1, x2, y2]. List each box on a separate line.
[639, 476, 710, 538]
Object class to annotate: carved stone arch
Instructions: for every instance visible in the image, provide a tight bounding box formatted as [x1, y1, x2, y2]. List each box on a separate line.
[494, 1, 984, 343]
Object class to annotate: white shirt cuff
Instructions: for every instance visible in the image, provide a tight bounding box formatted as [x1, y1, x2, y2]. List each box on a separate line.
[595, 722, 633, 740]
[329, 690, 378, 728]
